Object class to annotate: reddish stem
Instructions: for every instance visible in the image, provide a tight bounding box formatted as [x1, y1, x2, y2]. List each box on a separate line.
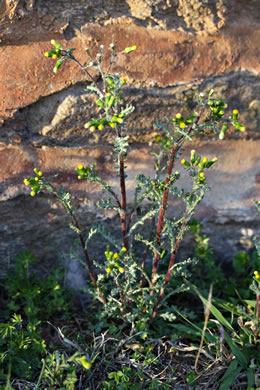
[119, 153, 129, 252]
[151, 145, 179, 285]
[151, 109, 203, 288]
[152, 210, 188, 320]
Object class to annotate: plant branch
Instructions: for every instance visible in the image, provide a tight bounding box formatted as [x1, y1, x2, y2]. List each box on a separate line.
[151, 109, 203, 287]
[151, 209, 188, 320]
[71, 215, 107, 305]
[68, 54, 105, 97]
[119, 153, 129, 252]
[151, 144, 180, 286]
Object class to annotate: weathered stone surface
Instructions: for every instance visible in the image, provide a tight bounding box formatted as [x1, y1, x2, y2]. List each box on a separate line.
[0, 139, 259, 270]
[0, 0, 260, 280]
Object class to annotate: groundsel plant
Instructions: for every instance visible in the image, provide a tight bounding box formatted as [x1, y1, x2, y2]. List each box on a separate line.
[24, 40, 246, 324]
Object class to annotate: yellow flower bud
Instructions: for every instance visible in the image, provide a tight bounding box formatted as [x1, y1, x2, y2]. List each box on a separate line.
[98, 124, 104, 131]
[119, 267, 124, 273]
[256, 274, 260, 280]
[179, 122, 186, 129]
[181, 159, 186, 164]
[202, 157, 208, 163]
[79, 356, 92, 370]
[233, 109, 239, 115]
[30, 191, 36, 197]
[176, 113, 182, 119]
[254, 271, 259, 276]
[198, 172, 205, 178]
[78, 164, 84, 170]
[240, 126, 246, 132]
[84, 122, 90, 129]
[106, 267, 111, 274]
[122, 247, 127, 252]
[89, 126, 96, 132]
[24, 179, 30, 186]
[37, 171, 43, 177]
[52, 54, 58, 59]
[78, 175, 83, 180]
[113, 253, 119, 260]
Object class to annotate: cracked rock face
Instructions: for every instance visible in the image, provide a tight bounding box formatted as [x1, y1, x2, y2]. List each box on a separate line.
[0, 0, 260, 283]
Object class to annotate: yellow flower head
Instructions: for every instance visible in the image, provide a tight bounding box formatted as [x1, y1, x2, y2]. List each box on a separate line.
[79, 356, 92, 370]
[180, 122, 186, 129]
[78, 164, 84, 170]
[181, 159, 186, 164]
[113, 253, 119, 260]
[176, 113, 182, 119]
[24, 179, 30, 186]
[106, 267, 111, 274]
[30, 191, 36, 197]
[119, 267, 124, 273]
[233, 109, 239, 115]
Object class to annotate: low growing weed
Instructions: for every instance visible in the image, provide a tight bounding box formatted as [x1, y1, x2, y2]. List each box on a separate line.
[6, 39, 259, 389]
[24, 40, 246, 325]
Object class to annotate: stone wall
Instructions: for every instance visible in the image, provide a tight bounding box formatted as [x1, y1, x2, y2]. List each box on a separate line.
[0, 0, 260, 280]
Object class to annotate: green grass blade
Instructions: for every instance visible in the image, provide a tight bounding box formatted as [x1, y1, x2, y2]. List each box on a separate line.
[199, 296, 234, 332]
[219, 360, 242, 390]
[224, 332, 248, 369]
[247, 368, 255, 388]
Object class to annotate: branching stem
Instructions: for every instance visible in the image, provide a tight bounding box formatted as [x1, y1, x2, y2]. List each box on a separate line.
[71, 215, 107, 305]
[151, 209, 188, 320]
